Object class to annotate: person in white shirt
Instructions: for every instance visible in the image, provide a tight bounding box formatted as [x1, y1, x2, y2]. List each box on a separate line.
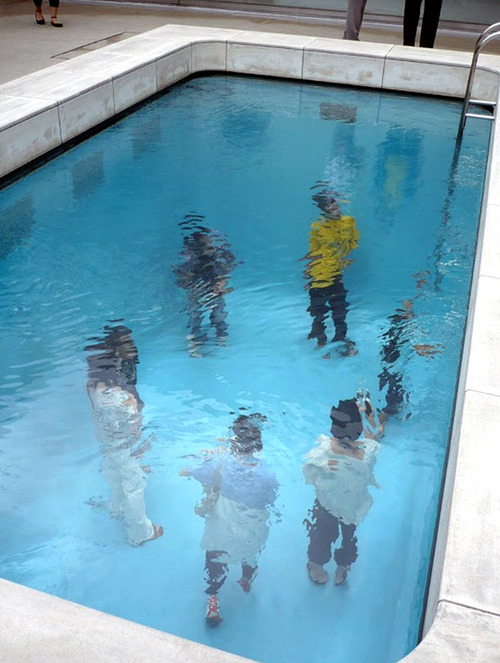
[303, 396, 381, 585]
[86, 324, 163, 547]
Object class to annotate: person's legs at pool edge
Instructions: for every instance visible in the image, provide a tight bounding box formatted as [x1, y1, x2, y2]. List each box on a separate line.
[33, 0, 63, 27]
[403, 0, 422, 46]
[344, 0, 368, 41]
[420, 0, 443, 47]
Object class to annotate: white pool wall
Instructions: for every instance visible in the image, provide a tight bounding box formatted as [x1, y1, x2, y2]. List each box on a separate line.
[0, 26, 499, 662]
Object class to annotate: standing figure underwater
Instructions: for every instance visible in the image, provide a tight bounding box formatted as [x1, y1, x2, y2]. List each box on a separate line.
[303, 188, 359, 357]
[85, 324, 163, 546]
[173, 223, 236, 356]
[303, 396, 381, 586]
[378, 271, 443, 420]
[181, 413, 278, 626]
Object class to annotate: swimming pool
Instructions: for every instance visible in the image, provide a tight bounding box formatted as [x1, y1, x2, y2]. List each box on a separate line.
[0, 70, 491, 663]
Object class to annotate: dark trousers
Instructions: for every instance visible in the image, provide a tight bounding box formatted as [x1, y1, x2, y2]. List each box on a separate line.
[205, 551, 256, 595]
[33, 0, 60, 7]
[403, 0, 443, 48]
[307, 278, 348, 347]
[187, 293, 228, 343]
[306, 500, 358, 568]
[378, 366, 406, 415]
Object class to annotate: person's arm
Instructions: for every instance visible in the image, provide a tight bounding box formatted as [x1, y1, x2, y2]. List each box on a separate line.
[356, 392, 385, 440]
[186, 456, 220, 486]
[340, 217, 360, 257]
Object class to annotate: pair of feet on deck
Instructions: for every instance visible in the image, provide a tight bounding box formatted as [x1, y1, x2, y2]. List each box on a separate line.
[35, 11, 63, 27]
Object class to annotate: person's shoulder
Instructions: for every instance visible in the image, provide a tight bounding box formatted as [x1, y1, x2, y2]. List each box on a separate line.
[305, 434, 330, 456]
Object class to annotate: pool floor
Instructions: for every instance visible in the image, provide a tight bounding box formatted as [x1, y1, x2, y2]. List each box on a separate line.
[0, 74, 491, 663]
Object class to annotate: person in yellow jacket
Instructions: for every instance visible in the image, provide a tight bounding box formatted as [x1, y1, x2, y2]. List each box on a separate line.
[304, 190, 359, 356]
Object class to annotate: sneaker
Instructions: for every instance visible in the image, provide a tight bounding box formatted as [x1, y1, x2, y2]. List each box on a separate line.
[334, 565, 350, 585]
[205, 595, 222, 626]
[339, 339, 358, 357]
[187, 339, 203, 358]
[238, 577, 252, 592]
[307, 561, 329, 584]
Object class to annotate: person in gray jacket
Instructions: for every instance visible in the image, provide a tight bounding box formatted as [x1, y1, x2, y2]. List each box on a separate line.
[344, 0, 368, 41]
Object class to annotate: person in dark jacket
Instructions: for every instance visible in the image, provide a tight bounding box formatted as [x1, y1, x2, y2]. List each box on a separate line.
[344, 0, 368, 41]
[173, 227, 236, 356]
[403, 0, 443, 48]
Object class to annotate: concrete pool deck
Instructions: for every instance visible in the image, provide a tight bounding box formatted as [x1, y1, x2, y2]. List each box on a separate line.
[0, 3, 500, 663]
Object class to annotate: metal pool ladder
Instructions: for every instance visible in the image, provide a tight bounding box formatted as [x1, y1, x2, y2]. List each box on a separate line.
[457, 22, 500, 140]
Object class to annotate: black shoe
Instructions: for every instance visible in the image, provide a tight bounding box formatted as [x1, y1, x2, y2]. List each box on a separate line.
[51, 17, 63, 27]
[35, 13, 45, 25]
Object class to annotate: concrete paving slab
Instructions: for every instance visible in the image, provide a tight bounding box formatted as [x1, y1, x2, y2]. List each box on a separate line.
[0, 0, 499, 85]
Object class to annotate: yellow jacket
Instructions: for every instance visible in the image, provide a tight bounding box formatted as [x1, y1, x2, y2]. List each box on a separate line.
[306, 215, 359, 287]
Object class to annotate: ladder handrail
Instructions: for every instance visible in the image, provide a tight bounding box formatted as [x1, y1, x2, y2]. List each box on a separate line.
[457, 22, 500, 140]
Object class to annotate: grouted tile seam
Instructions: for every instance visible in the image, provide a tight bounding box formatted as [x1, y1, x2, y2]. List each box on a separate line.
[303, 44, 390, 58]
[0, 79, 117, 106]
[299, 38, 320, 79]
[463, 387, 500, 399]
[437, 598, 500, 620]
[0, 99, 59, 132]
[227, 40, 316, 51]
[110, 70, 118, 120]
[189, 42, 194, 74]
[55, 100, 63, 148]
[475, 273, 500, 283]
[380, 44, 398, 87]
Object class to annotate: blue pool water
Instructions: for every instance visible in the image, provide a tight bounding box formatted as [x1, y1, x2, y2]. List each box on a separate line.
[0, 75, 490, 663]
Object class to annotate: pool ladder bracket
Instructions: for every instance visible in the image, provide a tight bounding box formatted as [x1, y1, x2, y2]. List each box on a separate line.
[457, 22, 500, 141]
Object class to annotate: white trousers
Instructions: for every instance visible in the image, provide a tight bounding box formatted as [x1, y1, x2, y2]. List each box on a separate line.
[102, 448, 154, 546]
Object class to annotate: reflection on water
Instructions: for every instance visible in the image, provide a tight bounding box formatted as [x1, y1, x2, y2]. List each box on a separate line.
[0, 194, 34, 261]
[374, 128, 423, 225]
[72, 152, 104, 200]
